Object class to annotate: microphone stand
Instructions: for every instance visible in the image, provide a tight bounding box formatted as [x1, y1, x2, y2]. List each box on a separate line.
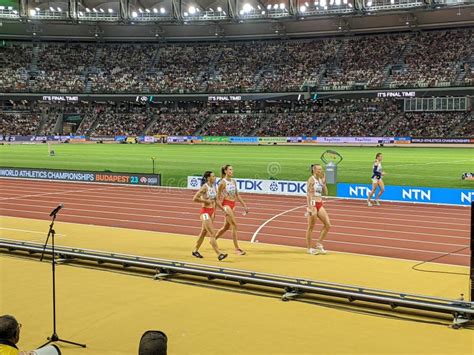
[39, 207, 86, 349]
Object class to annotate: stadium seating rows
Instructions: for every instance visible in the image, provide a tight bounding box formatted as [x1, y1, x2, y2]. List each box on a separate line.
[1, 99, 471, 138]
[0, 29, 472, 94]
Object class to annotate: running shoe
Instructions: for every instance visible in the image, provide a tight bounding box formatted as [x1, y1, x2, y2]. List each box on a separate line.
[192, 251, 203, 258]
[374, 200, 381, 206]
[235, 248, 246, 255]
[218, 253, 228, 261]
[316, 244, 327, 255]
[308, 248, 320, 255]
[367, 201, 373, 207]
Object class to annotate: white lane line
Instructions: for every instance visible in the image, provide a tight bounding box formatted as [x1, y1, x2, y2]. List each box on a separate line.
[0, 227, 66, 237]
[0, 185, 118, 201]
[255, 233, 469, 256]
[2, 211, 468, 265]
[255, 231, 467, 248]
[251, 205, 306, 243]
[1, 180, 470, 211]
[9, 210, 473, 269]
[2, 197, 468, 232]
[1, 186, 468, 219]
[1, 202, 469, 241]
[239, 238, 470, 268]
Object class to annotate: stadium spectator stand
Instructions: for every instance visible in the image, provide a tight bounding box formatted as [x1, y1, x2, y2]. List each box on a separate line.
[0, 29, 471, 94]
[1, 99, 471, 138]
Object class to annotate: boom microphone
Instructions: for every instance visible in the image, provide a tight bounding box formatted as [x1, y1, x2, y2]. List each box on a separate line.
[49, 203, 64, 217]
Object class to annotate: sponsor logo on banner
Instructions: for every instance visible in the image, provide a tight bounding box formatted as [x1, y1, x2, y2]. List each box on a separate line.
[187, 176, 307, 196]
[89, 136, 115, 142]
[147, 177, 159, 185]
[338, 183, 473, 206]
[229, 137, 259, 143]
[411, 138, 472, 144]
[237, 179, 263, 191]
[401, 189, 431, 201]
[348, 185, 372, 198]
[460, 192, 474, 203]
[316, 137, 392, 144]
[190, 177, 200, 188]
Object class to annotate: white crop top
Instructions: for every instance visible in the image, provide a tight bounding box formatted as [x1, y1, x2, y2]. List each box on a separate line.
[312, 176, 324, 197]
[205, 184, 217, 200]
[222, 178, 236, 198]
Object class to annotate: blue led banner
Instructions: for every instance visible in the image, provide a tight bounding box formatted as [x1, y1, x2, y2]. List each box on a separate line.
[337, 183, 474, 206]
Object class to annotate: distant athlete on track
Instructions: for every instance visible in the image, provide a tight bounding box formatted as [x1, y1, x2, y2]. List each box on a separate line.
[215, 164, 249, 256]
[367, 152, 386, 207]
[305, 164, 331, 255]
[192, 171, 228, 261]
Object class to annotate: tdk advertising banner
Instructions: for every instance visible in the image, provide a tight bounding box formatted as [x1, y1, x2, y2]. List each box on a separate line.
[187, 176, 307, 196]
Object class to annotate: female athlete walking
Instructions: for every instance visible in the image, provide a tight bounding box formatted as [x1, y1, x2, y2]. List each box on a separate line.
[306, 164, 331, 255]
[192, 171, 228, 261]
[215, 165, 249, 255]
[367, 152, 386, 207]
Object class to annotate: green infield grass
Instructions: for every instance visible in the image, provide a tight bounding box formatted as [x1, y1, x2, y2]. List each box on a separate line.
[1, 144, 473, 189]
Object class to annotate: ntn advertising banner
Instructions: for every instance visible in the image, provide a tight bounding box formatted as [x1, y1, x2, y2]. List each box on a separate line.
[337, 183, 473, 206]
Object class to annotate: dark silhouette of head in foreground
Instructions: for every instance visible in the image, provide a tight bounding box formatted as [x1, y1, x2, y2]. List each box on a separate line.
[138, 330, 167, 355]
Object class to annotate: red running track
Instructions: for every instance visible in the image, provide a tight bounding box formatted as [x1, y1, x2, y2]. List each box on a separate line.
[0, 178, 471, 266]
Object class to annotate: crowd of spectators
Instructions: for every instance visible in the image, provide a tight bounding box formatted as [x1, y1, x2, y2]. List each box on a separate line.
[0, 101, 64, 135]
[149, 44, 219, 93]
[1, 99, 472, 138]
[200, 114, 267, 136]
[149, 106, 210, 135]
[389, 30, 472, 88]
[0, 29, 472, 94]
[77, 103, 152, 135]
[317, 98, 400, 136]
[384, 112, 472, 137]
[0, 44, 32, 92]
[254, 112, 326, 136]
[90, 45, 156, 93]
[323, 34, 408, 90]
[93, 113, 150, 136]
[31, 43, 95, 93]
[0, 112, 41, 135]
[207, 42, 279, 93]
[257, 40, 339, 92]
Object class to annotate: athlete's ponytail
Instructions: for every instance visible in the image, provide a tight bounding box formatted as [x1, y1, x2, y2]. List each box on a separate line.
[221, 164, 231, 178]
[201, 171, 213, 186]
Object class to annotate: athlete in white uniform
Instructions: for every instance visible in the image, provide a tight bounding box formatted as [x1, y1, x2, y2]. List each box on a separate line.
[215, 164, 249, 255]
[222, 178, 237, 200]
[367, 152, 386, 207]
[306, 164, 331, 255]
[192, 171, 227, 261]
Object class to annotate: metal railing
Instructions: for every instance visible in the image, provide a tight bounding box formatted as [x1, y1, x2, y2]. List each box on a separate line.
[0, 9, 19, 18]
[0, 238, 472, 328]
